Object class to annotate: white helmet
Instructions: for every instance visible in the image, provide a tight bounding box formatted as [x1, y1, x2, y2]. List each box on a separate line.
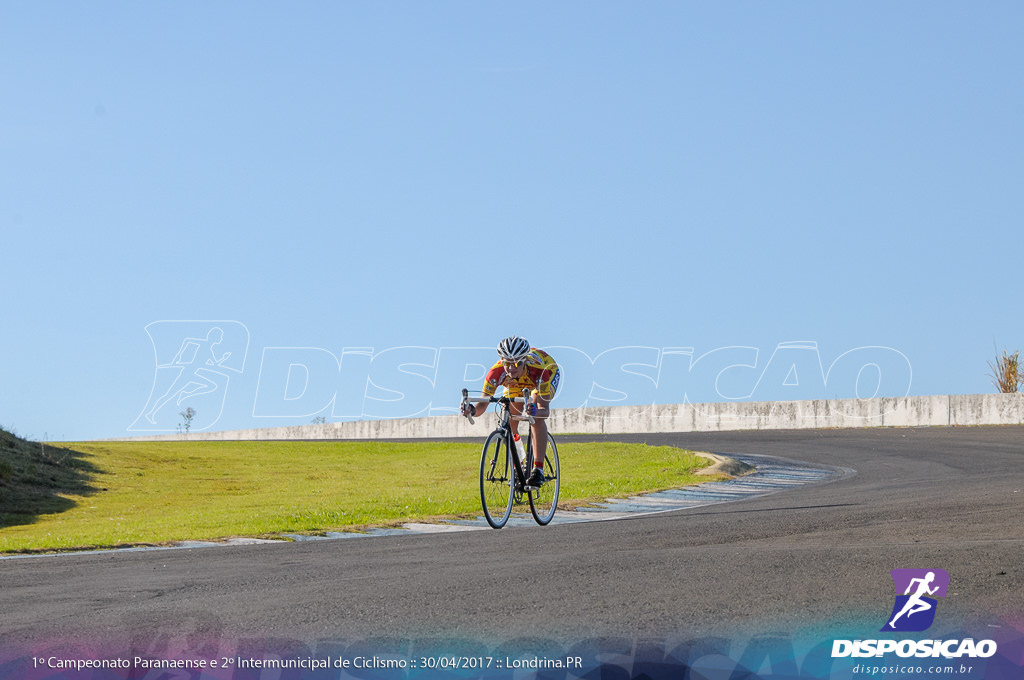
[497, 336, 531, 362]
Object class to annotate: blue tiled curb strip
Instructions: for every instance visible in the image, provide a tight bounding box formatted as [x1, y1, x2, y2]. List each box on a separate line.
[284, 453, 854, 538]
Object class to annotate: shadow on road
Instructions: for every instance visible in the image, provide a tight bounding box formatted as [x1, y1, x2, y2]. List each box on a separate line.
[689, 502, 860, 516]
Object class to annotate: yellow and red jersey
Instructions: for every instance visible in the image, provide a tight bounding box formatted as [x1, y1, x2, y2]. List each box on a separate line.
[482, 348, 561, 400]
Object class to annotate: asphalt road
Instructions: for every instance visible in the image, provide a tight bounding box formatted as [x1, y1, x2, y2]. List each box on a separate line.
[2, 426, 1022, 660]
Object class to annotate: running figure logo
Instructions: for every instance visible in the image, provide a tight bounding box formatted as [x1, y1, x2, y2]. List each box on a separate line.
[129, 321, 249, 432]
[881, 569, 950, 632]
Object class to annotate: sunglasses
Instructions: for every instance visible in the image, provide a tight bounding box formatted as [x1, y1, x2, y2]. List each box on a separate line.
[502, 359, 526, 369]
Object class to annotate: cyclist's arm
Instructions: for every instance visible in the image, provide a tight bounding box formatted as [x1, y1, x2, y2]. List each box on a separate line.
[466, 399, 490, 418]
[463, 365, 501, 418]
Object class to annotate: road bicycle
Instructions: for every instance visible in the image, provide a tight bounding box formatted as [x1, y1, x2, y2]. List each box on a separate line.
[461, 388, 560, 528]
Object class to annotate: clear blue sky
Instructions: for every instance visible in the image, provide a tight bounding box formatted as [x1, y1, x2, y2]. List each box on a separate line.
[2, 2, 1021, 440]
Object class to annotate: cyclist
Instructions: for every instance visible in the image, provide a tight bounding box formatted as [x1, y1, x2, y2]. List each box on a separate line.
[461, 336, 560, 488]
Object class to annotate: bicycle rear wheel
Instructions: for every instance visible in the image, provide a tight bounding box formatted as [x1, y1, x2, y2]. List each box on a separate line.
[526, 433, 560, 526]
[479, 430, 514, 528]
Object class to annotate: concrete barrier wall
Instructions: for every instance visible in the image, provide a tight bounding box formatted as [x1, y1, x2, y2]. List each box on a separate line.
[113, 393, 1024, 441]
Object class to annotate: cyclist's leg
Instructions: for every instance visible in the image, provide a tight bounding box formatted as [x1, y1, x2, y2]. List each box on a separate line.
[530, 394, 552, 471]
[529, 367, 559, 472]
[508, 400, 525, 441]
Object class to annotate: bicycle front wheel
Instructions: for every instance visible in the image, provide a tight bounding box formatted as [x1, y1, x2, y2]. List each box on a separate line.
[479, 430, 514, 528]
[527, 433, 560, 526]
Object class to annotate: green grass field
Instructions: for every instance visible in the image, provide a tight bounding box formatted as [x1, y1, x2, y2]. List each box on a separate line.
[0, 430, 720, 554]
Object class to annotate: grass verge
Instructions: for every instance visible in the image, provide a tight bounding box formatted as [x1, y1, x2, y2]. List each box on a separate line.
[0, 428, 101, 525]
[0, 434, 721, 554]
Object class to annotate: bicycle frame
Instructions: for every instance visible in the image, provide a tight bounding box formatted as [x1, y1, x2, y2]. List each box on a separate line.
[463, 388, 534, 490]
